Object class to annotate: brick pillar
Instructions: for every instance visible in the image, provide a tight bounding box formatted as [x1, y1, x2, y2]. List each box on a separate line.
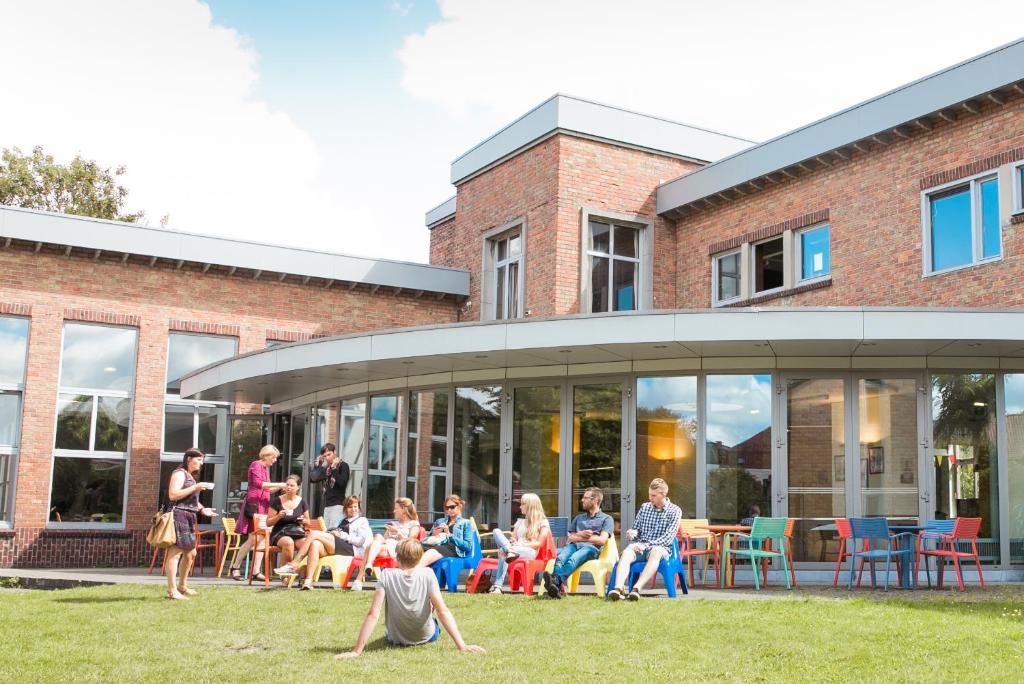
[124, 316, 168, 529]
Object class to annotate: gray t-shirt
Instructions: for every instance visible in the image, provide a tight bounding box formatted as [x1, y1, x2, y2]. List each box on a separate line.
[378, 567, 440, 646]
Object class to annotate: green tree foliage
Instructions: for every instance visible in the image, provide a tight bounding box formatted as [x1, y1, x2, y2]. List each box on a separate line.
[0, 145, 144, 222]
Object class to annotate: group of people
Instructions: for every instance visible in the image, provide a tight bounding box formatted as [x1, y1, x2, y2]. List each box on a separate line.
[163, 441, 684, 655]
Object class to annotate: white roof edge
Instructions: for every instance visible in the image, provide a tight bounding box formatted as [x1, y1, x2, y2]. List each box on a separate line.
[657, 37, 1024, 214]
[0, 205, 470, 296]
[450, 94, 756, 185]
[425, 195, 456, 228]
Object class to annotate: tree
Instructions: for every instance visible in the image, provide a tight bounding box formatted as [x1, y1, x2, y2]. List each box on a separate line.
[0, 145, 145, 223]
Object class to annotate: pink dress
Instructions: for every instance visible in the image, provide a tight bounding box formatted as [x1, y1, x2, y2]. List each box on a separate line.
[234, 460, 271, 535]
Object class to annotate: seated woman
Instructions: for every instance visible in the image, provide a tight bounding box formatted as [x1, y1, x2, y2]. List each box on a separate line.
[266, 474, 308, 583]
[275, 495, 371, 590]
[351, 497, 421, 591]
[488, 492, 549, 594]
[415, 494, 474, 570]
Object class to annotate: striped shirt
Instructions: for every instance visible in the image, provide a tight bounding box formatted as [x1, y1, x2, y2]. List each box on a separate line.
[630, 498, 682, 551]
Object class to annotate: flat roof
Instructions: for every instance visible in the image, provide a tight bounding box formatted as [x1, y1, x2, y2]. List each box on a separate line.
[657, 37, 1024, 215]
[425, 196, 456, 228]
[0, 205, 470, 296]
[448, 94, 755, 186]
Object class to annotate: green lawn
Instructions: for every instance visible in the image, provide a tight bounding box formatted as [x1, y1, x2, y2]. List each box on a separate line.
[2, 584, 1024, 682]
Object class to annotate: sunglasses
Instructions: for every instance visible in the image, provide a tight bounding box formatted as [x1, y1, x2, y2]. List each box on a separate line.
[444, 504, 458, 510]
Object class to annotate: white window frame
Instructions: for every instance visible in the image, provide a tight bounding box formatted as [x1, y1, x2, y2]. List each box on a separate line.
[580, 208, 653, 314]
[1013, 161, 1024, 215]
[0, 315, 29, 527]
[48, 322, 138, 529]
[794, 223, 832, 285]
[712, 248, 743, 306]
[750, 234, 786, 297]
[921, 171, 1001, 277]
[481, 219, 526, 321]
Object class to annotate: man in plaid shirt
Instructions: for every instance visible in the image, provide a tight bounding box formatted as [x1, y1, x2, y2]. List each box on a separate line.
[607, 478, 681, 601]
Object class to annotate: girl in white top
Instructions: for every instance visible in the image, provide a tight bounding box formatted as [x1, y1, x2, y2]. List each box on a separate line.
[352, 497, 421, 591]
[489, 492, 549, 594]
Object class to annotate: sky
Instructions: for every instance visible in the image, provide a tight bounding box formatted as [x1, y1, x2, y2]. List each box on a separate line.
[1, 1, 1022, 263]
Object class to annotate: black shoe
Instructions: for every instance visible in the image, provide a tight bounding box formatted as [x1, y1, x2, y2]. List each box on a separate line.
[543, 572, 559, 599]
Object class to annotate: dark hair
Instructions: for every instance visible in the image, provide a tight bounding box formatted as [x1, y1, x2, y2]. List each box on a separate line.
[343, 495, 361, 509]
[181, 448, 205, 468]
[286, 473, 301, 485]
[320, 443, 336, 456]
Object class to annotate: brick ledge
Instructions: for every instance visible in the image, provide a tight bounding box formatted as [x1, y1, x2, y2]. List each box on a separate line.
[725, 278, 833, 307]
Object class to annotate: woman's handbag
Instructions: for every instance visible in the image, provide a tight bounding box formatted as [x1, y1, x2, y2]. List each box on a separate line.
[146, 509, 176, 549]
[243, 501, 258, 518]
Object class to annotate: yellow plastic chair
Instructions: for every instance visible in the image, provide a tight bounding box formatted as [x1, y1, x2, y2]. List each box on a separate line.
[217, 516, 243, 578]
[564, 533, 619, 595]
[678, 518, 718, 586]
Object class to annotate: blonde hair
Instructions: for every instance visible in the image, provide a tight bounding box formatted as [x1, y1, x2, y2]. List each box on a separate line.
[396, 538, 423, 568]
[649, 478, 669, 494]
[259, 444, 280, 461]
[394, 497, 418, 522]
[519, 493, 547, 541]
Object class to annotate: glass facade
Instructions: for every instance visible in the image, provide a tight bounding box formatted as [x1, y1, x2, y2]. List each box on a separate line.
[512, 386, 560, 519]
[367, 395, 400, 518]
[0, 316, 28, 524]
[636, 376, 697, 518]
[858, 378, 918, 520]
[453, 386, 501, 530]
[572, 384, 623, 528]
[407, 390, 449, 522]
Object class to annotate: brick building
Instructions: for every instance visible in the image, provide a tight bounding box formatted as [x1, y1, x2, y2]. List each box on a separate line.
[3, 39, 1024, 574]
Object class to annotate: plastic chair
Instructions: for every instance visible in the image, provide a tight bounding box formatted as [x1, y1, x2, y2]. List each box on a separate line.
[913, 519, 955, 588]
[431, 519, 483, 592]
[565, 533, 618, 595]
[508, 530, 557, 595]
[831, 518, 869, 588]
[343, 524, 427, 587]
[677, 519, 718, 586]
[217, 517, 243, 577]
[782, 518, 796, 587]
[621, 536, 689, 597]
[848, 517, 915, 591]
[248, 514, 279, 587]
[148, 518, 219, 576]
[721, 517, 791, 591]
[916, 517, 985, 591]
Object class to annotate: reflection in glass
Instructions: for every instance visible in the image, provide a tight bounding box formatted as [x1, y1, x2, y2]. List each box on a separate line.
[164, 404, 194, 453]
[612, 260, 636, 311]
[366, 395, 400, 518]
[717, 252, 740, 302]
[226, 417, 268, 518]
[311, 401, 340, 516]
[49, 457, 125, 522]
[786, 378, 845, 562]
[166, 333, 237, 393]
[0, 317, 29, 385]
[0, 453, 13, 522]
[341, 398, 366, 496]
[367, 474, 394, 519]
[800, 225, 831, 280]
[614, 225, 638, 258]
[859, 378, 918, 519]
[55, 395, 93, 451]
[93, 397, 129, 452]
[706, 375, 772, 523]
[1005, 374, 1024, 562]
[60, 323, 137, 391]
[980, 179, 1000, 259]
[572, 384, 622, 530]
[932, 374, 998, 563]
[0, 391, 20, 446]
[289, 411, 306, 478]
[453, 386, 501, 530]
[590, 256, 609, 313]
[636, 377, 696, 517]
[197, 405, 229, 456]
[407, 391, 449, 521]
[589, 221, 610, 253]
[512, 386, 560, 519]
[930, 186, 971, 271]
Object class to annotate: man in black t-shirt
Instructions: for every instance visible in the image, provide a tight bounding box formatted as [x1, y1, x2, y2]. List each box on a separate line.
[308, 443, 349, 529]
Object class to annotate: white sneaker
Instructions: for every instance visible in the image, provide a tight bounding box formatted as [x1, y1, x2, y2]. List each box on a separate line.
[488, 585, 502, 594]
[274, 565, 298, 577]
[351, 580, 363, 592]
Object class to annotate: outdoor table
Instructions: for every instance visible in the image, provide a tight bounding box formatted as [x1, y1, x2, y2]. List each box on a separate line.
[888, 524, 923, 589]
[697, 525, 751, 587]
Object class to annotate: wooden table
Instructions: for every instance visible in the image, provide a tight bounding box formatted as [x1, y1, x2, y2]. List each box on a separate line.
[697, 525, 751, 587]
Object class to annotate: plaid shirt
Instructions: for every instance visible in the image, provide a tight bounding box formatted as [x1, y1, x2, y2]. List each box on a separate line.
[630, 498, 682, 551]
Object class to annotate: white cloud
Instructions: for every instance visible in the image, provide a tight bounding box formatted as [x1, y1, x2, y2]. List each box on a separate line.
[399, 0, 1024, 142]
[0, 0, 353, 253]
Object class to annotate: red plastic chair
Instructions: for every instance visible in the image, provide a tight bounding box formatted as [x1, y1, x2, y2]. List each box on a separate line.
[915, 517, 985, 591]
[508, 530, 557, 595]
[832, 518, 868, 588]
[342, 525, 427, 587]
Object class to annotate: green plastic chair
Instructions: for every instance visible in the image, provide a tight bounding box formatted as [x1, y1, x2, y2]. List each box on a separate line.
[721, 517, 792, 590]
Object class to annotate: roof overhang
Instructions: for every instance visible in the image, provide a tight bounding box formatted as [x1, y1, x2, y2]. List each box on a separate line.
[181, 308, 1024, 407]
[657, 37, 1024, 218]
[425, 196, 456, 228]
[0, 205, 470, 297]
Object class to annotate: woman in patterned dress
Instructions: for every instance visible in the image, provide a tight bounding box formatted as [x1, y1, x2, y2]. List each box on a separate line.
[228, 445, 286, 581]
[165, 448, 219, 600]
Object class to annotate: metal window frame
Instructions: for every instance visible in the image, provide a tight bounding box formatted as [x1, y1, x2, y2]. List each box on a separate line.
[165, 331, 239, 394]
[793, 223, 832, 284]
[749, 234, 787, 297]
[711, 248, 743, 306]
[580, 208, 652, 314]
[481, 218, 526, 321]
[921, 171, 1001, 277]
[1013, 161, 1024, 214]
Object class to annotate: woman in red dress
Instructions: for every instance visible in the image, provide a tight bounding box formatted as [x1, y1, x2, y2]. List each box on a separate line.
[228, 444, 286, 581]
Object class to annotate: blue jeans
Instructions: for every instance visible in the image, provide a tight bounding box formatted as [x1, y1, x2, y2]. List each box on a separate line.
[491, 530, 537, 587]
[552, 543, 599, 585]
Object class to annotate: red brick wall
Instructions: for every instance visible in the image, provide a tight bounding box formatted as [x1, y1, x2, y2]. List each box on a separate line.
[0, 247, 458, 567]
[430, 134, 697, 317]
[674, 95, 1024, 307]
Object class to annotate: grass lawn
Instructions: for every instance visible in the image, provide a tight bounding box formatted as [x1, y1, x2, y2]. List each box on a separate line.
[2, 583, 1024, 682]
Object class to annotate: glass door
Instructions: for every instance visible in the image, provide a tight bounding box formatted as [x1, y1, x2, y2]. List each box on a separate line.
[507, 384, 562, 523]
[569, 380, 630, 532]
[225, 414, 270, 518]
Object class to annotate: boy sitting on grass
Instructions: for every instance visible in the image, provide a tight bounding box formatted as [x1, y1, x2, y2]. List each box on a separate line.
[336, 538, 485, 658]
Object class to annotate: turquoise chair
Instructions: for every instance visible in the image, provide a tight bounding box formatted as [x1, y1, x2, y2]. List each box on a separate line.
[721, 516, 792, 590]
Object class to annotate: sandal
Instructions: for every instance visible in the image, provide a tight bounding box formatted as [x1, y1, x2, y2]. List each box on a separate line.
[229, 568, 243, 582]
[166, 590, 187, 601]
[252, 573, 267, 582]
[177, 586, 198, 597]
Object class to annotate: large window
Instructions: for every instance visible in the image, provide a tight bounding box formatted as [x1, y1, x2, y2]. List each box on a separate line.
[586, 219, 642, 313]
[453, 386, 501, 530]
[796, 225, 831, 282]
[1005, 374, 1024, 563]
[752, 236, 784, 295]
[925, 175, 1000, 274]
[367, 395, 401, 519]
[50, 323, 137, 524]
[489, 231, 522, 320]
[407, 390, 449, 522]
[1016, 163, 1024, 213]
[0, 317, 29, 524]
[636, 376, 697, 518]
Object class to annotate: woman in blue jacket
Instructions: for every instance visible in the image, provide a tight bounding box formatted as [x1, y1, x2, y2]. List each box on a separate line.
[416, 494, 474, 568]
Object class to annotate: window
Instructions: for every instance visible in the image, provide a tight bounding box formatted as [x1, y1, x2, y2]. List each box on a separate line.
[50, 323, 138, 525]
[713, 250, 742, 305]
[1015, 162, 1024, 214]
[797, 224, 830, 281]
[925, 174, 1000, 274]
[752, 236, 784, 294]
[406, 390, 449, 521]
[492, 232, 522, 320]
[367, 395, 401, 518]
[587, 219, 643, 313]
[0, 316, 29, 525]
[161, 333, 236, 513]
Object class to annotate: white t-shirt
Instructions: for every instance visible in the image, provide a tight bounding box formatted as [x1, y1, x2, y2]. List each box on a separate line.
[378, 567, 440, 646]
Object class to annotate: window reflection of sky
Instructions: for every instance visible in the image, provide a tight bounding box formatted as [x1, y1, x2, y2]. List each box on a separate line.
[166, 334, 237, 391]
[1005, 374, 1024, 415]
[60, 324, 137, 392]
[0, 317, 29, 384]
[637, 376, 696, 418]
[706, 375, 771, 447]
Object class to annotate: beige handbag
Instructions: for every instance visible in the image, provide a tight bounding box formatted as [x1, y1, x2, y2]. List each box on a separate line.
[146, 510, 177, 548]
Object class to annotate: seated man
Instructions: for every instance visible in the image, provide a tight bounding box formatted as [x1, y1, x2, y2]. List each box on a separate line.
[542, 486, 613, 598]
[607, 478, 681, 601]
[335, 539, 485, 658]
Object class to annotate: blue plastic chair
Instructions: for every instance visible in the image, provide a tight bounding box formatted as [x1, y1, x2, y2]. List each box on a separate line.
[431, 525, 482, 593]
[848, 517, 915, 591]
[619, 537, 689, 597]
[916, 518, 956, 588]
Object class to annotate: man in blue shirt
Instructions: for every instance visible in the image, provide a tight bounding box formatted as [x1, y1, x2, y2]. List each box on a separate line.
[542, 487, 614, 598]
[607, 478, 681, 601]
